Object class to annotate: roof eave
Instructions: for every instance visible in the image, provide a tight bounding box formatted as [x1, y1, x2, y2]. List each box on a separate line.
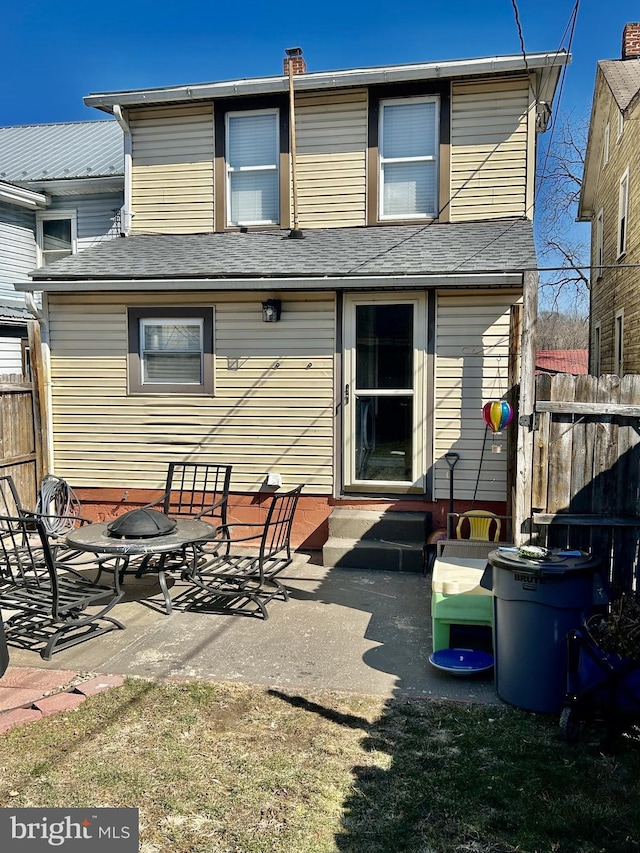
[0, 181, 48, 210]
[84, 52, 570, 113]
[18, 272, 525, 293]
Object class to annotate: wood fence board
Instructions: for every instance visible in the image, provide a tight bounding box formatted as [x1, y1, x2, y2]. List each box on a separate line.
[532, 372, 640, 592]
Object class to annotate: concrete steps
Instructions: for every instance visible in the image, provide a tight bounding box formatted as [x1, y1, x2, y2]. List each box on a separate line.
[322, 509, 431, 573]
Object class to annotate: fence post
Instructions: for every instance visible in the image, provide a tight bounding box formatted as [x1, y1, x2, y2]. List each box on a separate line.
[28, 320, 49, 486]
[514, 269, 538, 544]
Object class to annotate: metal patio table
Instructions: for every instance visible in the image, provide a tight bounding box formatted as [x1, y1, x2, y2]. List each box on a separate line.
[66, 517, 217, 615]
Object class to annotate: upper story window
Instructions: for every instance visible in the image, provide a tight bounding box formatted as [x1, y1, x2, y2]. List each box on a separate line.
[593, 323, 601, 377]
[226, 109, 279, 226]
[378, 97, 439, 220]
[615, 310, 624, 377]
[618, 110, 624, 141]
[603, 123, 610, 165]
[36, 210, 77, 266]
[595, 208, 604, 277]
[127, 307, 214, 395]
[618, 168, 629, 257]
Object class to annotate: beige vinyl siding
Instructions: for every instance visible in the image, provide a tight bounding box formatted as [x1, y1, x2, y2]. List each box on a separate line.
[434, 289, 521, 502]
[449, 77, 530, 221]
[294, 90, 367, 227]
[129, 105, 214, 234]
[47, 291, 335, 493]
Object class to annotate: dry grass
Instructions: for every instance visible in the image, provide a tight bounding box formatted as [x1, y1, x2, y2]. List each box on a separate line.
[1, 677, 640, 852]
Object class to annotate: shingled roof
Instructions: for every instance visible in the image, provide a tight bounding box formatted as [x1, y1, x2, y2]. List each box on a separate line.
[30, 218, 536, 282]
[599, 58, 640, 112]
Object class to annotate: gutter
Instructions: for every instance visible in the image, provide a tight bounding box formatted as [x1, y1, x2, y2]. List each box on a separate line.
[85, 52, 570, 113]
[0, 182, 47, 210]
[18, 272, 525, 293]
[112, 105, 133, 235]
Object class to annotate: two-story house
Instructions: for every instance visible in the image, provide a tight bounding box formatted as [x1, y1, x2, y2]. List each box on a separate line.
[0, 120, 123, 373]
[17, 49, 566, 548]
[579, 23, 640, 376]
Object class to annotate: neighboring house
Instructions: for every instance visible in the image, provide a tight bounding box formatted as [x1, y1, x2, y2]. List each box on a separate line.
[18, 49, 567, 546]
[579, 23, 640, 377]
[536, 349, 588, 376]
[0, 121, 123, 373]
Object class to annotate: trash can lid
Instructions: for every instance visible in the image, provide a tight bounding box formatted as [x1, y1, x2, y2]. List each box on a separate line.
[488, 547, 600, 575]
[429, 648, 494, 675]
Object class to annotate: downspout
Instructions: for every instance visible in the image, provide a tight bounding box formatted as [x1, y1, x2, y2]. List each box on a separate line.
[25, 291, 54, 477]
[113, 104, 133, 235]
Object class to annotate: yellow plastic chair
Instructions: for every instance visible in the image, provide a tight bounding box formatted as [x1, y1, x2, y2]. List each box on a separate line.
[455, 510, 501, 542]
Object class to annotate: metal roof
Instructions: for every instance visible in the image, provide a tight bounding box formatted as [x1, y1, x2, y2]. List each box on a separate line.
[0, 121, 123, 184]
[599, 58, 640, 112]
[27, 218, 536, 284]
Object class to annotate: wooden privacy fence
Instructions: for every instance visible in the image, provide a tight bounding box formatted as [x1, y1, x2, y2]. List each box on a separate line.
[530, 372, 640, 593]
[0, 374, 39, 509]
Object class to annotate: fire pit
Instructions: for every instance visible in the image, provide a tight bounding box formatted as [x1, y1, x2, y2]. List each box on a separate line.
[107, 508, 177, 539]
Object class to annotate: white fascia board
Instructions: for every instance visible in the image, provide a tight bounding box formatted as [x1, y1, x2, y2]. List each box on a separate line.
[0, 182, 48, 209]
[25, 176, 124, 196]
[578, 69, 609, 221]
[18, 272, 524, 293]
[84, 52, 570, 112]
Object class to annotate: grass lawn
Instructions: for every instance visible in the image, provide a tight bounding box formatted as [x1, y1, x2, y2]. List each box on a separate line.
[1, 677, 640, 852]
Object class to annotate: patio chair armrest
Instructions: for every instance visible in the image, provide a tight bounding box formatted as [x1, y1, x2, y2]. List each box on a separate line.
[193, 496, 227, 521]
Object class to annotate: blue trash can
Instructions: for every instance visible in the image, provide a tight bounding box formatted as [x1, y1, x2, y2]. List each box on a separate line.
[483, 549, 604, 714]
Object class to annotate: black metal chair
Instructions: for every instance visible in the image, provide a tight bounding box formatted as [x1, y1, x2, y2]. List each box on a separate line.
[0, 514, 124, 660]
[179, 485, 303, 619]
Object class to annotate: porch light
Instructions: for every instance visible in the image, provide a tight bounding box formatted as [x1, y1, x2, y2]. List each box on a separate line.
[262, 299, 282, 322]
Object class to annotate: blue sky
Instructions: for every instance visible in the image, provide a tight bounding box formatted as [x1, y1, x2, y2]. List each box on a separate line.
[4, 1, 639, 127]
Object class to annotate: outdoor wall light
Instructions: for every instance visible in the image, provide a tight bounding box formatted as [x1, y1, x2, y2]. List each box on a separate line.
[262, 299, 282, 322]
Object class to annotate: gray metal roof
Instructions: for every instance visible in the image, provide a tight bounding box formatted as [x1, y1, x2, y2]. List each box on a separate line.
[0, 121, 123, 183]
[599, 59, 640, 111]
[29, 219, 536, 282]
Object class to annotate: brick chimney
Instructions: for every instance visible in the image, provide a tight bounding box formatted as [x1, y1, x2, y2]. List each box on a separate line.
[284, 47, 306, 76]
[622, 23, 640, 59]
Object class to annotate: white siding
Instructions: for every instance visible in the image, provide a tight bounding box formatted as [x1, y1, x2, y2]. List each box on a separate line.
[0, 337, 24, 374]
[129, 105, 215, 234]
[449, 77, 531, 221]
[47, 291, 335, 493]
[48, 193, 123, 250]
[0, 203, 37, 303]
[434, 290, 521, 502]
[295, 90, 367, 227]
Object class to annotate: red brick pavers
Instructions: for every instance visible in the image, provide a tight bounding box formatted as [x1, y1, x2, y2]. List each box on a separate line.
[0, 667, 125, 733]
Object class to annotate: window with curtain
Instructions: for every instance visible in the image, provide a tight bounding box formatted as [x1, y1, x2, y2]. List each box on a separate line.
[127, 307, 214, 394]
[226, 110, 279, 226]
[379, 97, 439, 219]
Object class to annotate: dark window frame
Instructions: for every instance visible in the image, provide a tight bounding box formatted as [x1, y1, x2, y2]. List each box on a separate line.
[127, 306, 214, 395]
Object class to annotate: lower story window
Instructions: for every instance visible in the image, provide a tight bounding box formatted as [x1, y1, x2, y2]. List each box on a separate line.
[127, 307, 214, 395]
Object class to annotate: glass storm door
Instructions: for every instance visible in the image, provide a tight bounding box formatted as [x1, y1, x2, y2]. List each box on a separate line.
[344, 295, 425, 492]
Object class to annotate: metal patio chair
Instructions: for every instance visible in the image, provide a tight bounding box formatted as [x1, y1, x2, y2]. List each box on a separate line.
[0, 514, 124, 660]
[179, 485, 303, 620]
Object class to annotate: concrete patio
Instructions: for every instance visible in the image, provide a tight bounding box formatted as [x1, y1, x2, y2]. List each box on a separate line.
[2, 552, 499, 705]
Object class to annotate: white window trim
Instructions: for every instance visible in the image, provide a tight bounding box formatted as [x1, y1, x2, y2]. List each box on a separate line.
[617, 168, 629, 258]
[614, 309, 624, 377]
[140, 317, 204, 387]
[596, 208, 604, 278]
[603, 123, 610, 165]
[225, 108, 279, 227]
[378, 95, 440, 221]
[618, 110, 624, 141]
[35, 209, 77, 267]
[593, 322, 601, 377]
